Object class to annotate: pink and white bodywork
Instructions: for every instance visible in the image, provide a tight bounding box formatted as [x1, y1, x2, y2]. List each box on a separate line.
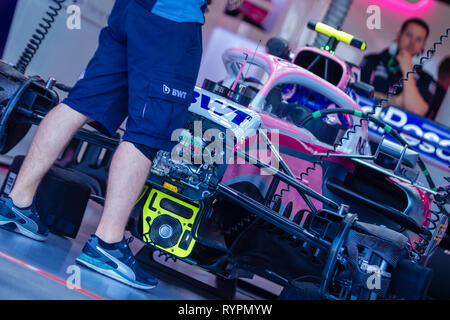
[188, 46, 437, 252]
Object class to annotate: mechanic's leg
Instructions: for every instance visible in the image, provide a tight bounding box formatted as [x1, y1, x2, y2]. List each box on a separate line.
[94, 141, 151, 243]
[8, 103, 89, 208]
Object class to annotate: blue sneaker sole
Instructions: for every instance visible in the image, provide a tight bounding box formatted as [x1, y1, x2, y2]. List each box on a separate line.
[76, 253, 157, 290]
[0, 218, 47, 241]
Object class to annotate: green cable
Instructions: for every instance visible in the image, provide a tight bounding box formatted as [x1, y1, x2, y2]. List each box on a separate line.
[312, 110, 322, 119]
[353, 110, 363, 117]
[383, 124, 392, 133]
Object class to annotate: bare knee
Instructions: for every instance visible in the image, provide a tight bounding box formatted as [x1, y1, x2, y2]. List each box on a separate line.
[50, 103, 91, 126]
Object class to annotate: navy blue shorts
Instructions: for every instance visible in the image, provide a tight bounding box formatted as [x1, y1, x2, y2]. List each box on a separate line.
[62, 0, 202, 152]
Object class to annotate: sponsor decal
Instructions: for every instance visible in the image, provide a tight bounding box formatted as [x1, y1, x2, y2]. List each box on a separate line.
[358, 96, 450, 169]
[163, 84, 188, 100]
[191, 90, 253, 126]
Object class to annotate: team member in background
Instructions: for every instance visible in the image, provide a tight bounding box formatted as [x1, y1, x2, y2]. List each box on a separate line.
[0, 0, 208, 290]
[360, 18, 436, 118]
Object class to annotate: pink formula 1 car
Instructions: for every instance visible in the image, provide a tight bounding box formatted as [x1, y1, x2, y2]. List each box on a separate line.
[0, 21, 448, 300]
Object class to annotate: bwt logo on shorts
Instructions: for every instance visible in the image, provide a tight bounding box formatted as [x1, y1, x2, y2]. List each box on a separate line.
[163, 84, 171, 95]
[163, 84, 187, 99]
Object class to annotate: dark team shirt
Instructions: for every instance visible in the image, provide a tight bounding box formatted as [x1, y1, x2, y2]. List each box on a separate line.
[360, 48, 440, 120]
[429, 83, 446, 120]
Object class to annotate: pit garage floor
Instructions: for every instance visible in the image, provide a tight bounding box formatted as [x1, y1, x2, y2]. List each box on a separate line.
[0, 166, 283, 300]
[0, 200, 219, 300]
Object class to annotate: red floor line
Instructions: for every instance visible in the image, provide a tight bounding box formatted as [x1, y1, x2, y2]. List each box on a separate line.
[0, 249, 106, 300]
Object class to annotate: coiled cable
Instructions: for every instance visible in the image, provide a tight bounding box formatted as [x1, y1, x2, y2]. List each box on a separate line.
[296, 27, 450, 190]
[15, 0, 67, 74]
[298, 107, 449, 259]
